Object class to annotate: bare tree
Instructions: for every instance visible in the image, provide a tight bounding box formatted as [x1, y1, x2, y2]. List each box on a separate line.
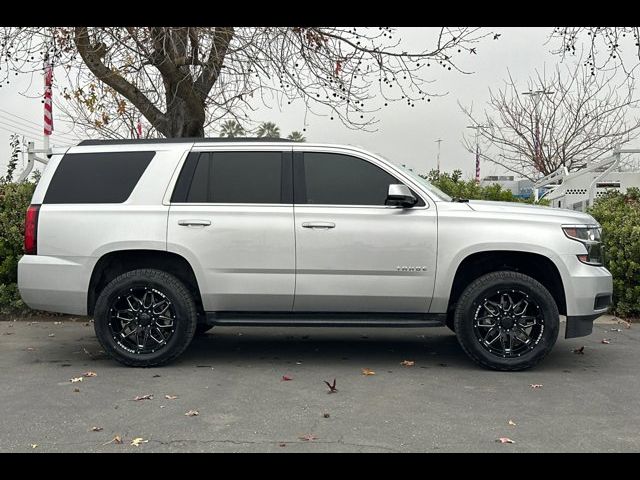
[549, 27, 640, 77]
[460, 62, 640, 180]
[0, 27, 496, 139]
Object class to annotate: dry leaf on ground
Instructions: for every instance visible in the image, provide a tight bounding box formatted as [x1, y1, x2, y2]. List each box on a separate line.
[31, 444, 38, 449]
[572, 346, 585, 354]
[281, 375, 293, 381]
[54, 321, 62, 325]
[70, 377, 83, 383]
[601, 338, 611, 344]
[618, 319, 632, 329]
[529, 384, 543, 389]
[131, 437, 148, 447]
[83, 371, 97, 377]
[496, 437, 515, 444]
[323, 413, 330, 418]
[164, 395, 178, 400]
[185, 410, 199, 417]
[324, 378, 338, 393]
[400, 360, 415, 367]
[133, 394, 154, 401]
[508, 420, 516, 426]
[361, 368, 376, 376]
[48, 333, 55, 337]
[279, 443, 287, 447]
[299, 434, 318, 441]
[90, 426, 103, 432]
[103, 435, 123, 445]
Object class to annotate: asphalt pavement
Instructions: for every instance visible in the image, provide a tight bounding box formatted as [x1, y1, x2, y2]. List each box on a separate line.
[0, 316, 638, 452]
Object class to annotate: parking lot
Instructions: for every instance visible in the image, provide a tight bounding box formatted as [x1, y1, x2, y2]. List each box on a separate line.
[0, 316, 638, 452]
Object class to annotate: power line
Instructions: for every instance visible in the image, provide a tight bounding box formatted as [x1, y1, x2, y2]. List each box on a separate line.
[0, 117, 78, 144]
[0, 112, 79, 142]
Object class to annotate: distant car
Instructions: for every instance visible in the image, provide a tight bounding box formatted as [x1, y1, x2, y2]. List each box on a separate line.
[18, 139, 612, 370]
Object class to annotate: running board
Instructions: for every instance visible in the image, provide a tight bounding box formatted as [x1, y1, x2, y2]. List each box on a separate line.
[205, 312, 446, 328]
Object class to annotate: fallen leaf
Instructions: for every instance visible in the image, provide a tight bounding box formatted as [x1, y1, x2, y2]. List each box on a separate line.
[185, 410, 199, 417]
[70, 377, 83, 383]
[152, 374, 161, 378]
[281, 375, 293, 381]
[83, 371, 97, 377]
[299, 434, 318, 441]
[73, 388, 80, 393]
[133, 394, 153, 401]
[508, 420, 517, 426]
[164, 395, 178, 400]
[279, 443, 287, 447]
[31, 444, 38, 449]
[618, 319, 632, 329]
[48, 333, 55, 337]
[131, 437, 148, 447]
[26, 347, 35, 351]
[572, 346, 585, 354]
[54, 321, 62, 325]
[323, 413, 330, 418]
[103, 435, 123, 445]
[324, 378, 338, 393]
[90, 426, 103, 432]
[610, 328, 622, 332]
[400, 360, 415, 367]
[361, 368, 376, 376]
[496, 437, 515, 444]
[529, 384, 543, 389]
[602, 338, 611, 344]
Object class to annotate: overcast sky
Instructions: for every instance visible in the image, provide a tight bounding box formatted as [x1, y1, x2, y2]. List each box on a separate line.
[0, 27, 585, 179]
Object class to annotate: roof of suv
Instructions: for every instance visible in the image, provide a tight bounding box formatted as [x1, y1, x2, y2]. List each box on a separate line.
[77, 138, 295, 146]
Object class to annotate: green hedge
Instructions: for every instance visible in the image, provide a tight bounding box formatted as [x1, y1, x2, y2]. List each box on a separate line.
[589, 188, 640, 318]
[0, 181, 36, 314]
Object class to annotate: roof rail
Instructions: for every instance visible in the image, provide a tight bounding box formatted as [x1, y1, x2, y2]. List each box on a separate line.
[77, 137, 295, 146]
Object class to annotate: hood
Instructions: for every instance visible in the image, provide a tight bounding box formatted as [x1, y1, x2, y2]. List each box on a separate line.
[465, 200, 598, 225]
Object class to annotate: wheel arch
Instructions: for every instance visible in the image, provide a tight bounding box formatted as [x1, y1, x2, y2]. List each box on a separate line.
[446, 250, 567, 327]
[87, 249, 203, 316]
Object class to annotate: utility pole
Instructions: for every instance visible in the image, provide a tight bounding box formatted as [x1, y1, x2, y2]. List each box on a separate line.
[435, 138, 442, 173]
[466, 125, 482, 183]
[522, 89, 554, 174]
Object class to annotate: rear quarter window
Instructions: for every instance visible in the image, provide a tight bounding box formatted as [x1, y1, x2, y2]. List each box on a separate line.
[43, 151, 155, 204]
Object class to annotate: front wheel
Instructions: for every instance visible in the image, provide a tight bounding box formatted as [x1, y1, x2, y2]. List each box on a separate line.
[454, 271, 559, 371]
[94, 269, 198, 367]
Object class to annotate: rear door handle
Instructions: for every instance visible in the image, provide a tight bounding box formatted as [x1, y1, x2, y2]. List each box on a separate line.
[302, 222, 335, 229]
[178, 219, 211, 227]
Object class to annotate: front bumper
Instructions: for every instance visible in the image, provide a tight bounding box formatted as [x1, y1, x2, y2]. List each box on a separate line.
[560, 254, 613, 339]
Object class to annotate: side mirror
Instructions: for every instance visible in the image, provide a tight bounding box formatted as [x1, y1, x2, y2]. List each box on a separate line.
[386, 184, 417, 208]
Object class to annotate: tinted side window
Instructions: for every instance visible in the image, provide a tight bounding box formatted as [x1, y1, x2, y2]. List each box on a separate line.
[44, 151, 154, 204]
[301, 152, 423, 206]
[172, 151, 285, 204]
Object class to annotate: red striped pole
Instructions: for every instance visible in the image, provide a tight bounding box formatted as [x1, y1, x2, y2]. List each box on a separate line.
[44, 59, 53, 147]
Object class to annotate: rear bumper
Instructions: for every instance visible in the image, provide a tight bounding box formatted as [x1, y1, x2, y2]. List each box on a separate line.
[18, 255, 90, 315]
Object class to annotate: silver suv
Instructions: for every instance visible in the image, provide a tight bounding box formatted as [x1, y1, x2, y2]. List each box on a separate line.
[18, 139, 613, 370]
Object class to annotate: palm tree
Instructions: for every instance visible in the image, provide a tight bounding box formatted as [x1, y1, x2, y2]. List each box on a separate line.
[287, 131, 306, 142]
[256, 122, 281, 138]
[219, 120, 245, 138]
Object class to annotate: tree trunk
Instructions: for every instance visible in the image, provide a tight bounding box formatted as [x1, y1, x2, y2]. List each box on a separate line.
[162, 96, 205, 137]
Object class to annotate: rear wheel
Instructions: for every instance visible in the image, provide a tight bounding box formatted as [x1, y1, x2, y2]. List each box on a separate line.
[94, 269, 198, 367]
[454, 271, 559, 371]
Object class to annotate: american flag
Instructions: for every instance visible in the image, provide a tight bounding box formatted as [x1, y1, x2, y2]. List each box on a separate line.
[43, 60, 53, 136]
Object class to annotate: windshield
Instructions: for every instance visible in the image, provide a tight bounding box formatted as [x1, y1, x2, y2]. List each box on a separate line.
[393, 163, 453, 202]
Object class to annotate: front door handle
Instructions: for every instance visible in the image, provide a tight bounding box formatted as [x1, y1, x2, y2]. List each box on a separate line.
[178, 219, 211, 227]
[302, 222, 335, 229]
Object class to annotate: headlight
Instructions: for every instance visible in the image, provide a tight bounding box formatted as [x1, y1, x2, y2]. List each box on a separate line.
[562, 225, 604, 266]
